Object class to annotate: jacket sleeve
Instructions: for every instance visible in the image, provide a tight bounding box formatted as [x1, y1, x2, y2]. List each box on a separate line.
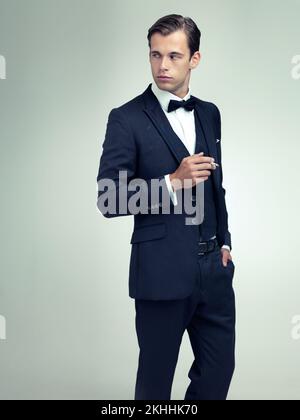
[214, 105, 232, 250]
[96, 108, 174, 218]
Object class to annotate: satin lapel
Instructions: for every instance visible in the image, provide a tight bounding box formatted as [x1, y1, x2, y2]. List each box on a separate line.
[193, 101, 220, 189]
[142, 84, 191, 164]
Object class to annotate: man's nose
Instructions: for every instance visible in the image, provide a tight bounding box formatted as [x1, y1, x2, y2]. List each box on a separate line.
[160, 56, 169, 70]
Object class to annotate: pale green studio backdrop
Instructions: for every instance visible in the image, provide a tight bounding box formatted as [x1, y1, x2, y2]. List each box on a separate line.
[0, 0, 300, 400]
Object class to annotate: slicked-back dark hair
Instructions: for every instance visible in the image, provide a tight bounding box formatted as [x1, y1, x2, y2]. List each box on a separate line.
[147, 14, 201, 60]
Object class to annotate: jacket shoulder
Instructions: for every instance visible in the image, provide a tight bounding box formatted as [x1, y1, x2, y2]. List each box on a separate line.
[110, 91, 144, 115]
[193, 96, 220, 115]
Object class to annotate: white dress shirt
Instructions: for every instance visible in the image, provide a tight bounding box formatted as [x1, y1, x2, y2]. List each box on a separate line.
[151, 82, 230, 252]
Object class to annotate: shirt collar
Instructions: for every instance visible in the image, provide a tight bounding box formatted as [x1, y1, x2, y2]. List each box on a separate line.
[151, 82, 192, 112]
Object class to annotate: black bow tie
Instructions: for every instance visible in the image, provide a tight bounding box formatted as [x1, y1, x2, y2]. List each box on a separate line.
[167, 97, 196, 113]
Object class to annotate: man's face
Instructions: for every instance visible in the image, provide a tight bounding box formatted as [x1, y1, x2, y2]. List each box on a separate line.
[149, 30, 200, 97]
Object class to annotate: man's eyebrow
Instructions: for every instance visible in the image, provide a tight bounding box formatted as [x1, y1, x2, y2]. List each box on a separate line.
[151, 50, 184, 56]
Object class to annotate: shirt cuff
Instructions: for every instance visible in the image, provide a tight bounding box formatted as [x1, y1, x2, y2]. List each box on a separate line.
[221, 245, 231, 252]
[164, 174, 178, 206]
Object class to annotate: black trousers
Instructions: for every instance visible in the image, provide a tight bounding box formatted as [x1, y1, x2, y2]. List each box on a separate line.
[134, 244, 236, 400]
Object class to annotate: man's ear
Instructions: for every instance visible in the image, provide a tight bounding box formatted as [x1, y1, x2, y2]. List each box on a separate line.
[190, 51, 201, 69]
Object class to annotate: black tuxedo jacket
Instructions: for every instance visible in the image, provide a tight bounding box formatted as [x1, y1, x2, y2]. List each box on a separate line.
[97, 83, 232, 300]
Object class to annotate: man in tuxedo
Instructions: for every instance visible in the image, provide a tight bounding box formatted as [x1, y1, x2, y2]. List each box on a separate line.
[96, 14, 235, 400]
